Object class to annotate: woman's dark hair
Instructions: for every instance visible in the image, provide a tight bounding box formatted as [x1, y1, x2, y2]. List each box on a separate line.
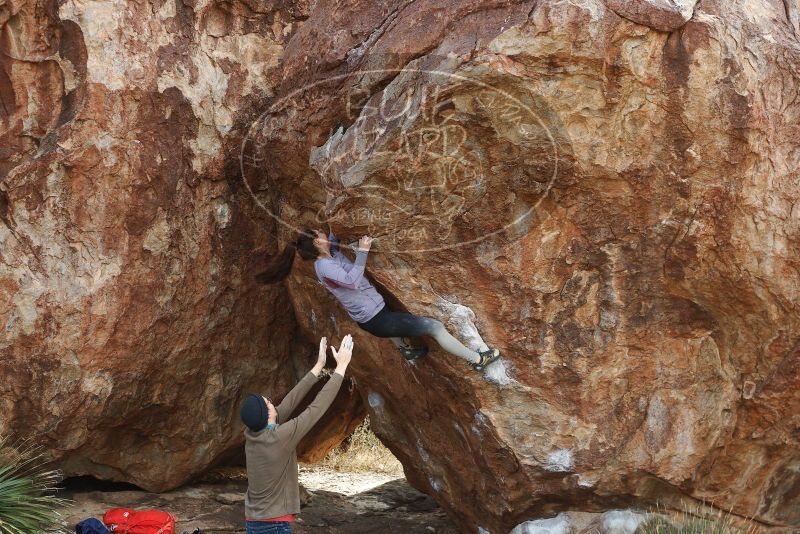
[256, 230, 319, 284]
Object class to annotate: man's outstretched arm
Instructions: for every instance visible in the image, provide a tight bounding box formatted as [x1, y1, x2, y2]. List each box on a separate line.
[275, 337, 329, 424]
[277, 335, 353, 447]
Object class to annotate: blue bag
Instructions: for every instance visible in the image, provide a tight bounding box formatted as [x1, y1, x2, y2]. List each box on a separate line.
[75, 518, 111, 534]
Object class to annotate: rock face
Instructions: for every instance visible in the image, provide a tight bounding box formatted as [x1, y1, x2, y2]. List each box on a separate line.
[0, 0, 363, 491]
[605, 0, 700, 32]
[3, 0, 800, 532]
[249, 0, 800, 531]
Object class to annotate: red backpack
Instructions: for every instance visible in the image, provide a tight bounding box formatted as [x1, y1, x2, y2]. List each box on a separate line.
[103, 508, 175, 534]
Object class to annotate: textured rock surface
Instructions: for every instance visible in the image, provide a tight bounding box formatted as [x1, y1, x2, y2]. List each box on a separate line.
[247, 0, 800, 532]
[3, 0, 800, 531]
[605, 0, 699, 32]
[0, 0, 363, 491]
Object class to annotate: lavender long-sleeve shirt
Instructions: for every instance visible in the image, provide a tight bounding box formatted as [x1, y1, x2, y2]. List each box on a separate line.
[314, 233, 385, 323]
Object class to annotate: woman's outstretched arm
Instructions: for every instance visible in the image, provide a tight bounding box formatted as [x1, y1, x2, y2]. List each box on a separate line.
[317, 236, 373, 289]
[317, 252, 367, 288]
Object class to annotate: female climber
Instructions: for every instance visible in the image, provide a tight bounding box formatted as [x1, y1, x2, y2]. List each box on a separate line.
[256, 229, 501, 371]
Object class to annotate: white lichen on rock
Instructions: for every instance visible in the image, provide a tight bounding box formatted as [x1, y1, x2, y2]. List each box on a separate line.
[544, 449, 574, 472]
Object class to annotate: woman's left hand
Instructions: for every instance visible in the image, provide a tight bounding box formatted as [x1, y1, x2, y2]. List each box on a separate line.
[358, 236, 373, 252]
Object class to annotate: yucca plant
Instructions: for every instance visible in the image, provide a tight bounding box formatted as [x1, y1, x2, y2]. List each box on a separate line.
[0, 437, 71, 534]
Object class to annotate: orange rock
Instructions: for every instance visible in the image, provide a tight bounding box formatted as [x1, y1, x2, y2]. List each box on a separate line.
[3, 0, 800, 531]
[253, 0, 800, 531]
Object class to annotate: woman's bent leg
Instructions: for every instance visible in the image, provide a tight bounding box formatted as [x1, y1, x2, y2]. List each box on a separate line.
[389, 337, 411, 348]
[360, 310, 479, 363]
[423, 319, 479, 363]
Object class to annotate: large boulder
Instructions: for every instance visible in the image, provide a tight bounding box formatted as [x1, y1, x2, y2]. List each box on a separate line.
[246, 0, 800, 531]
[3, 0, 799, 531]
[0, 0, 363, 491]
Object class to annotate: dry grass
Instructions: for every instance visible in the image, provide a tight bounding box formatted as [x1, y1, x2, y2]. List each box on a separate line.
[636, 504, 760, 534]
[317, 418, 404, 475]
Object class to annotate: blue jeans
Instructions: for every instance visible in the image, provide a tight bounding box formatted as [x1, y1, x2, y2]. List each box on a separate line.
[245, 521, 292, 534]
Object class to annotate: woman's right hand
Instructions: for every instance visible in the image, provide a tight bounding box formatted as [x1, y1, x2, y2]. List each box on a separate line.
[358, 236, 373, 252]
[330, 334, 353, 374]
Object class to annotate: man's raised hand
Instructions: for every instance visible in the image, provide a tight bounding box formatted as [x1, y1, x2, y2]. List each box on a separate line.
[311, 336, 328, 376]
[330, 334, 353, 375]
[317, 336, 328, 366]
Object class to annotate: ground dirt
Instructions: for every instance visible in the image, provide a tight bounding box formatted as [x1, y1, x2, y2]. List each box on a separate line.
[64, 466, 459, 533]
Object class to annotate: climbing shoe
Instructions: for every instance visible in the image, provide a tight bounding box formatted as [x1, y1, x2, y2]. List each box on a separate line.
[399, 345, 429, 361]
[471, 348, 500, 371]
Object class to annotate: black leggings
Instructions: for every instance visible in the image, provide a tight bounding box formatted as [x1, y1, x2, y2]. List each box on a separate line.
[357, 307, 478, 362]
[358, 307, 441, 337]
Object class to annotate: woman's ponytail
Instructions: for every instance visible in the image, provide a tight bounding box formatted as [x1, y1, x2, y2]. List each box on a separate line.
[255, 241, 299, 284]
[255, 230, 319, 284]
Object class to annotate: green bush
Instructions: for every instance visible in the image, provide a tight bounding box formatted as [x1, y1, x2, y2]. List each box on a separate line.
[0, 438, 71, 534]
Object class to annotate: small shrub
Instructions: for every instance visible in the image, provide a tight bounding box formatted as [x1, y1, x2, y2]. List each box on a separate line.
[0, 438, 71, 534]
[318, 418, 403, 475]
[636, 504, 758, 534]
